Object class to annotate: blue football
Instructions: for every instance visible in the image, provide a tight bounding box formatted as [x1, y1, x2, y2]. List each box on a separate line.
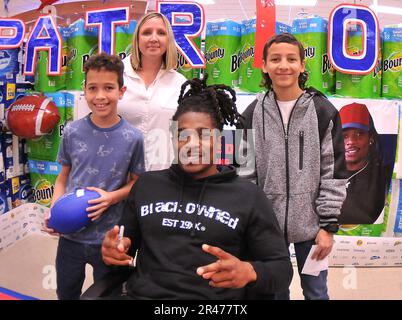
[48, 189, 101, 234]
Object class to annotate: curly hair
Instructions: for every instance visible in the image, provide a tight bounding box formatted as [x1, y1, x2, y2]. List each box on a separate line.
[83, 52, 124, 88]
[173, 75, 243, 131]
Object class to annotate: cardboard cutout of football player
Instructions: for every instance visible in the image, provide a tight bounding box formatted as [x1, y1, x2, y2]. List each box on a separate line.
[339, 103, 393, 225]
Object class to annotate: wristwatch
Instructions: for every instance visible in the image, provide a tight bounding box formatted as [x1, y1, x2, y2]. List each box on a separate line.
[322, 223, 339, 233]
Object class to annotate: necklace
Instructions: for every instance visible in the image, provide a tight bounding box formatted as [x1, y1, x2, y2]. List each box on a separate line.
[346, 161, 369, 189]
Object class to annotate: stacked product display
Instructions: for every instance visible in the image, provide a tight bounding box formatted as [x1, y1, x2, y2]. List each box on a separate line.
[0, 18, 138, 214]
[201, 17, 401, 99]
[0, 44, 33, 215]
[0, 14, 401, 240]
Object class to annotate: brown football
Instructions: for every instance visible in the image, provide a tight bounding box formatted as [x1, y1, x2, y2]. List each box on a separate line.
[6, 95, 60, 139]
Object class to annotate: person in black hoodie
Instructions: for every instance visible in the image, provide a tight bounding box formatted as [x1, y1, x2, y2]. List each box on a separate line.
[100, 77, 293, 299]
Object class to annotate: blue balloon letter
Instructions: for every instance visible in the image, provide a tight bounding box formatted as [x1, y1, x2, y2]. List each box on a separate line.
[0, 19, 25, 48]
[25, 15, 62, 76]
[329, 4, 379, 74]
[86, 7, 129, 55]
[159, 1, 205, 68]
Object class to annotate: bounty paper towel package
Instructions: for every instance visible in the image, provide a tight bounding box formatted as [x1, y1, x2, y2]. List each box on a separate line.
[27, 92, 73, 162]
[29, 160, 61, 208]
[292, 16, 335, 95]
[115, 20, 137, 61]
[236, 20, 291, 93]
[238, 18, 262, 93]
[65, 91, 75, 122]
[276, 22, 291, 34]
[336, 25, 382, 98]
[205, 20, 241, 87]
[66, 19, 98, 90]
[65, 90, 89, 120]
[34, 27, 70, 93]
[382, 24, 402, 99]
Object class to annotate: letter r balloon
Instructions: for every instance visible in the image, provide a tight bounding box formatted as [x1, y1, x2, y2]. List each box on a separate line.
[328, 4, 379, 75]
[158, 1, 205, 68]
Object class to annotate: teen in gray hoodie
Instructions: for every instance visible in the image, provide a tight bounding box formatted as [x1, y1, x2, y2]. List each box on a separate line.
[238, 33, 348, 300]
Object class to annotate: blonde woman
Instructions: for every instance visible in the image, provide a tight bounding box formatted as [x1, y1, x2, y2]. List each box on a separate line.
[119, 12, 187, 171]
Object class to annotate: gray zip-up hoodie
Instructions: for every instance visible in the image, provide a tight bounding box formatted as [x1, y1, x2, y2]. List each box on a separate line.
[238, 88, 348, 243]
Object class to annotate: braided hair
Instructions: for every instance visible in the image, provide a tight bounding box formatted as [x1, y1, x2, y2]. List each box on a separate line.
[173, 76, 243, 130]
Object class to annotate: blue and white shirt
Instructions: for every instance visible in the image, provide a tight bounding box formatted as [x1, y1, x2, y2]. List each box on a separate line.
[57, 114, 145, 244]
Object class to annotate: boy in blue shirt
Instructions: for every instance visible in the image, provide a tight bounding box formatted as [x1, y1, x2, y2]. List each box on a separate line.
[44, 53, 145, 300]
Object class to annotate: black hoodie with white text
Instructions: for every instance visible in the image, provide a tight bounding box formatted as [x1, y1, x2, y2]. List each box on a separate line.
[120, 164, 292, 299]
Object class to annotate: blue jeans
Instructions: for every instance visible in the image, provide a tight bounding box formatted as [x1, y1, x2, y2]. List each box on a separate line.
[56, 237, 112, 300]
[276, 239, 329, 300]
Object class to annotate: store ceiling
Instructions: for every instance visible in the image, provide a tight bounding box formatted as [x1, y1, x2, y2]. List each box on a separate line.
[0, 0, 400, 28]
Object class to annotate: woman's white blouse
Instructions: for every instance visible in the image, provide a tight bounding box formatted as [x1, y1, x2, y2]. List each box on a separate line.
[119, 56, 187, 171]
